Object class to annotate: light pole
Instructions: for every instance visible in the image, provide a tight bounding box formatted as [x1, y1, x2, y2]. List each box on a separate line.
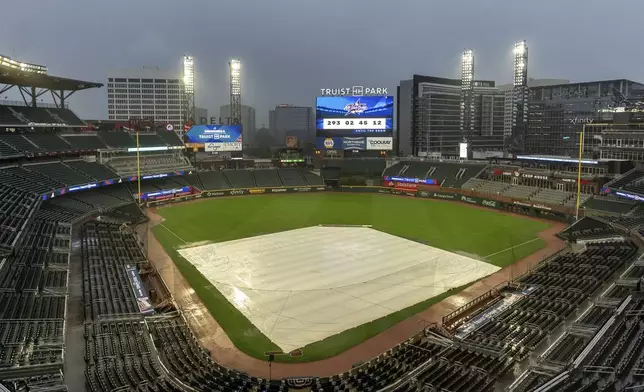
[574, 124, 585, 220]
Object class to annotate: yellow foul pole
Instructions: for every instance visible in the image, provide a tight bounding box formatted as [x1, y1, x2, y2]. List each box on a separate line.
[136, 131, 142, 205]
[575, 124, 585, 220]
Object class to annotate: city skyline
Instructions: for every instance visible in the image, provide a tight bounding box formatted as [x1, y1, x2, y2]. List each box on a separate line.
[2, 0, 644, 126]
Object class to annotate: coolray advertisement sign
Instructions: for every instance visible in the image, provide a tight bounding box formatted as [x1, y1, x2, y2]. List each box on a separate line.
[366, 137, 393, 150]
[316, 95, 393, 137]
[315, 137, 366, 150]
[124, 265, 154, 315]
[186, 125, 243, 152]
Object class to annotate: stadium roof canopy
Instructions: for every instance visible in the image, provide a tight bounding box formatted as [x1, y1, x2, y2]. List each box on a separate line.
[0, 64, 102, 107]
[0, 67, 102, 91]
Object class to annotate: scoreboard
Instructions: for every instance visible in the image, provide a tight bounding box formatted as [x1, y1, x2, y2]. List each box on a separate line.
[316, 95, 393, 149]
[321, 118, 389, 130]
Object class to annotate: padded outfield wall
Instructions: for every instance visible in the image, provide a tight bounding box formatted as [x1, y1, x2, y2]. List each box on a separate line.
[145, 185, 574, 222]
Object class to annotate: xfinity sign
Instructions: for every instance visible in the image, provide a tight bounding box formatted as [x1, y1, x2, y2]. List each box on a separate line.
[569, 117, 594, 125]
[320, 86, 388, 96]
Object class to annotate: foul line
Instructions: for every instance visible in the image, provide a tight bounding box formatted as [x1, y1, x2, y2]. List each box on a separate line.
[485, 238, 540, 259]
[159, 223, 188, 245]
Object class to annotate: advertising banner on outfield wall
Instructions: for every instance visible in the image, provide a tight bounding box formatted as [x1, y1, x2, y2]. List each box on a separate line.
[148, 186, 327, 206]
[340, 187, 571, 221]
[416, 191, 457, 200]
[383, 181, 418, 191]
[342, 187, 500, 208]
[200, 187, 326, 198]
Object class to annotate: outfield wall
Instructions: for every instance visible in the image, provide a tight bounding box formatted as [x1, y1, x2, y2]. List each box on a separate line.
[146, 185, 327, 206]
[342, 186, 572, 222]
[146, 184, 572, 222]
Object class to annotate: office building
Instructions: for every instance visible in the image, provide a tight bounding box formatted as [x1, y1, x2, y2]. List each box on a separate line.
[498, 79, 570, 140]
[397, 75, 506, 157]
[194, 107, 208, 124]
[397, 75, 460, 157]
[526, 79, 644, 157]
[220, 104, 256, 144]
[472, 81, 505, 152]
[107, 67, 183, 131]
[269, 105, 314, 145]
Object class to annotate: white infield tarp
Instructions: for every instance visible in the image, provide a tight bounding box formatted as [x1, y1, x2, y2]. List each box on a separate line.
[178, 226, 500, 353]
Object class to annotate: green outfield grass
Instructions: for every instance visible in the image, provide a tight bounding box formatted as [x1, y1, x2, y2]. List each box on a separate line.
[152, 193, 550, 362]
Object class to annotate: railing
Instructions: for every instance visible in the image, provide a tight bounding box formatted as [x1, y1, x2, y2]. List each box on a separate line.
[441, 285, 504, 331]
[0, 100, 68, 109]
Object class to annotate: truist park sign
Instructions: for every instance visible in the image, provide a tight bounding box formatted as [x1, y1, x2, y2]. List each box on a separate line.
[320, 86, 388, 96]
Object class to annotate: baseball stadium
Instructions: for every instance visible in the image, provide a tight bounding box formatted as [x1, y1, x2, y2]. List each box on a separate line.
[2, 55, 644, 392]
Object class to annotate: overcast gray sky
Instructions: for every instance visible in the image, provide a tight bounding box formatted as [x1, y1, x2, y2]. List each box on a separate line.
[2, 0, 642, 126]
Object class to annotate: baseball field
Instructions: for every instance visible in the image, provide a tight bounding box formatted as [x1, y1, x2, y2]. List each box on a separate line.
[152, 192, 550, 362]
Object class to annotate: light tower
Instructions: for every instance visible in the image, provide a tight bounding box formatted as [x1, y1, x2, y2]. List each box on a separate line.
[460, 49, 475, 144]
[182, 55, 195, 126]
[510, 41, 528, 154]
[229, 58, 242, 125]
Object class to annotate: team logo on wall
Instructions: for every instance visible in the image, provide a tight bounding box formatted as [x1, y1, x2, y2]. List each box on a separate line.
[324, 138, 335, 148]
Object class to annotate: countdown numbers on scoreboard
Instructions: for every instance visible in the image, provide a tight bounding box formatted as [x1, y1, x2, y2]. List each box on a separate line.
[323, 118, 387, 130]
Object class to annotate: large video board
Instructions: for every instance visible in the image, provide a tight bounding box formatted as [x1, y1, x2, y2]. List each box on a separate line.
[185, 125, 243, 151]
[316, 95, 393, 136]
[316, 95, 393, 150]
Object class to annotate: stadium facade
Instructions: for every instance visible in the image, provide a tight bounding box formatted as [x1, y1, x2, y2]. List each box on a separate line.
[107, 67, 183, 133]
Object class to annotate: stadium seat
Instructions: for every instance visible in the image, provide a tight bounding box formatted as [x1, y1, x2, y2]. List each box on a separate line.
[98, 131, 136, 148]
[252, 169, 282, 187]
[107, 153, 194, 177]
[223, 170, 255, 188]
[61, 134, 107, 150]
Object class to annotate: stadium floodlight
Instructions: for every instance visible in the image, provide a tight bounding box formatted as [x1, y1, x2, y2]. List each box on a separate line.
[461, 49, 474, 83]
[230, 60, 241, 71]
[182, 56, 195, 94]
[229, 58, 242, 125]
[0, 54, 47, 74]
[508, 40, 529, 154]
[460, 49, 475, 138]
[513, 41, 528, 87]
[181, 55, 196, 126]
